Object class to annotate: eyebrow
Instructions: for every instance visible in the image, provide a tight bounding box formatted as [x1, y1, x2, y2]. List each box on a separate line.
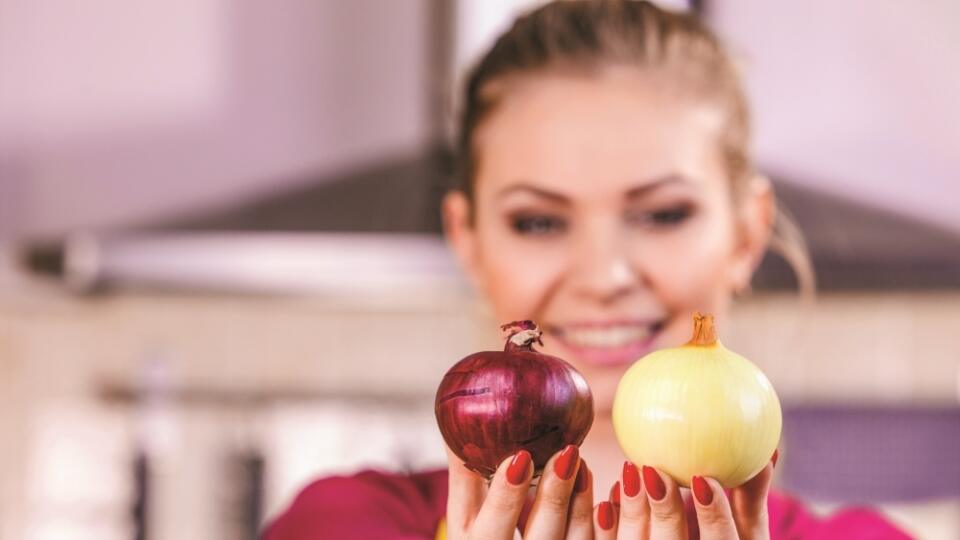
[625, 174, 694, 199]
[496, 174, 693, 203]
[496, 183, 571, 204]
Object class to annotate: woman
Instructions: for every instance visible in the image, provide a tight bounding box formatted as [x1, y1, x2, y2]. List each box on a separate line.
[265, 1, 910, 538]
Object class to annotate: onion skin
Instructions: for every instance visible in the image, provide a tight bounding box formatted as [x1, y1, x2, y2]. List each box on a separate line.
[612, 313, 781, 488]
[435, 321, 594, 478]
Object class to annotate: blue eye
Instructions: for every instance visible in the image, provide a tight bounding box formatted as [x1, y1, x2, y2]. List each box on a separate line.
[510, 215, 567, 235]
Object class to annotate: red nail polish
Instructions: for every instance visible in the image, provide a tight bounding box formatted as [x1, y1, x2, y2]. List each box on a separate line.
[507, 450, 531, 485]
[554, 444, 579, 480]
[692, 476, 713, 506]
[609, 481, 621, 504]
[622, 461, 641, 497]
[642, 465, 666, 501]
[575, 459, 590, 493]
[771, 449, 779, 468]
[597, 501, 615, 530]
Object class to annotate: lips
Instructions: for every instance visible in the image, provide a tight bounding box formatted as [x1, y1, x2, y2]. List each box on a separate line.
[547, 320, 665, 367]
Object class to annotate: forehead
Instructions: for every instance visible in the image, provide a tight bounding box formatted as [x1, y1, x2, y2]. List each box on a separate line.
[472, 68, 726, 197]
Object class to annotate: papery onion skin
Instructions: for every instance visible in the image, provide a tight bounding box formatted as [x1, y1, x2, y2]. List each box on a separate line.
[612, 313, 781, 488]
[435, 321, 594, 478]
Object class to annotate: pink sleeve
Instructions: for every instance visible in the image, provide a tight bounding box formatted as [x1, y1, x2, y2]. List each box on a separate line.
[263, 469, 448, 540]
[768, 490, 914, 539]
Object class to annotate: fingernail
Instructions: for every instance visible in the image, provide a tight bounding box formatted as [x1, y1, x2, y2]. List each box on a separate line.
[692, 475, 713, 506]
[507, 450, 531, 485]
[642, 465, 666, 501]
[622, 461, 641, 497]
[597, 501, 615, 530]
[771, 449, 779, 468]
[575, 459, 590, 493]
[609, 481, 621, 505]
[554, 444, 579, 480]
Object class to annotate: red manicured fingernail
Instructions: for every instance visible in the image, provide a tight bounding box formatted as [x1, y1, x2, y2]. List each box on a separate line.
[554, 444, 579, 480]
[642, 465, 666, 501]
[692, 476, 713, 506]
[575, 459, 590, 493]
[597, 501, 615, 530]
[507, 450, 531, 485]
[622, 461, 641, 497]
[771, 449, 779, 468]
[609, 481, 621, 504]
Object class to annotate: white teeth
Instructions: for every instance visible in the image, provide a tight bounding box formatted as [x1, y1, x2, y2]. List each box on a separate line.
[562, 325, 652, 348]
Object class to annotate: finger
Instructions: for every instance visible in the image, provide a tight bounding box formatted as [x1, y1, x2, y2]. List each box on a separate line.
[642, 465, 688, 540]
[523, 444, 580, 540]
[691, 476, 738, 539]
[444, 445, 488, 535]
[729, 454, 775, 540]
[616, 461, 649, 540]
[565, 459, 595, 540]
[472, 450, 533, 540]
[595, 501, 618, 539]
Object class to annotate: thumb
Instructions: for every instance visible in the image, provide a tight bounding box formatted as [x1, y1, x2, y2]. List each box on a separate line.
[445, 444, 487, 535]
[730, 460, 774, 540]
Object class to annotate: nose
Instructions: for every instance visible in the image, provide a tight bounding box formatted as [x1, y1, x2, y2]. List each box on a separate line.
[569, 222, 642, 304]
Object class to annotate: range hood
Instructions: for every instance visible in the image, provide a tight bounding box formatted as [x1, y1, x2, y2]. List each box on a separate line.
[21, 147, 960, 294]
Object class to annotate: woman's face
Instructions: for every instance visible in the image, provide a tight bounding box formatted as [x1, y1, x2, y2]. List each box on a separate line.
[444, 69, 771, 413]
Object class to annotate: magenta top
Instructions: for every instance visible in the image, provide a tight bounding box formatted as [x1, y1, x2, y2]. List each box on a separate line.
[263, 468, 913, 539]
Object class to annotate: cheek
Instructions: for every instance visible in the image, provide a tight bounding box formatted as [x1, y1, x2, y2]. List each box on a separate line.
[638, 215, 737, 314]
[474, 232, 567, 322]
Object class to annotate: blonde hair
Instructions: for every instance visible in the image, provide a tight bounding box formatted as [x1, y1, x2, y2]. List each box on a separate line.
[456, 0, 814, 294]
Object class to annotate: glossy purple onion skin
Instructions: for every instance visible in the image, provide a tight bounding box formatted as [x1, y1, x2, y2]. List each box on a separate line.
[435, 346, 594, 478]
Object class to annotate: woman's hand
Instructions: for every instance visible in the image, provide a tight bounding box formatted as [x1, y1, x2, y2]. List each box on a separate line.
[445, 444, 602, 539]
[596, 458, 775, 540]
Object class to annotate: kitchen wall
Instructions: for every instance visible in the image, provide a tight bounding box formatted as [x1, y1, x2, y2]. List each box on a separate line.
[711, 0, 960, 233]
[0, 0, 432, 239]
[3, 0, 960, 239]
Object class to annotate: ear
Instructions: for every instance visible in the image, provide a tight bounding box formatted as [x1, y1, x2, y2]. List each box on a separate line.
[731, 175, 774, 293]
[442, 190, 483, 287]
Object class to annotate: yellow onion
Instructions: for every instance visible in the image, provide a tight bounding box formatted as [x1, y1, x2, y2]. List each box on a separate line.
[612, 313, 781, 488]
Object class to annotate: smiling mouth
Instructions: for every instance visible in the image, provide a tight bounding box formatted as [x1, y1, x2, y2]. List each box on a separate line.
[546, 320, 666, 365]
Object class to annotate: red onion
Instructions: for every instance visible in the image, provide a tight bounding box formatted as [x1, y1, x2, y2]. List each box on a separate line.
[435, 321, 594, 478]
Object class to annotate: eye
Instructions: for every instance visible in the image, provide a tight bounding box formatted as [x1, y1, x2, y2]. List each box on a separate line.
[649, 207, 691, 225]
[510, 215, 567, 236]
[627, 206, 693, 227]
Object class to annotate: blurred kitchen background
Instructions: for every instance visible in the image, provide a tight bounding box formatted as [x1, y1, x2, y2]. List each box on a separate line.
[1, 0, 959, 538]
